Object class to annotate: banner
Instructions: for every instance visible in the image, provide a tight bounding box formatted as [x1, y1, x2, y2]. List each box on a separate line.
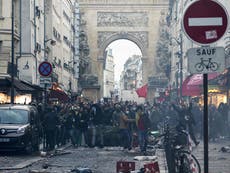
[136, 84, 148, 98]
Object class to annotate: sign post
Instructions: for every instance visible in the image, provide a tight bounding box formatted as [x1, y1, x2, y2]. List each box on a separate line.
[38, 61, 53, 108]
[183, 1, 228, 173]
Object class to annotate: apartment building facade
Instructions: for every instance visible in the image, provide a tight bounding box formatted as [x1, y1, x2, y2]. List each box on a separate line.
[0, 0, 80, 104]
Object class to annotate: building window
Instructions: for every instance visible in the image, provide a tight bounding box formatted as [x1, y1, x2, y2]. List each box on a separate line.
[0, 41, 2, 53]
[0, 0, 2, 17]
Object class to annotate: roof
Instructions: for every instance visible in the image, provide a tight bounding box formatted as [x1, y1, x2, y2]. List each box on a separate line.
[0, 77, 35, 92]
[0, 104, 35, 111]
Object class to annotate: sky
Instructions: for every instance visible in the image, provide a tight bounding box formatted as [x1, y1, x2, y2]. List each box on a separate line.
[107, 39, 142, 82]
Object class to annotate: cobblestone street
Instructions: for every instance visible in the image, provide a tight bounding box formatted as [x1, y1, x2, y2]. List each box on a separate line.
[0, 139, 229, 173]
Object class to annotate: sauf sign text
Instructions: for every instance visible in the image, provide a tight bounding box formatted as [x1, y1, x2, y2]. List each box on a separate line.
[187, 47, 225, 74]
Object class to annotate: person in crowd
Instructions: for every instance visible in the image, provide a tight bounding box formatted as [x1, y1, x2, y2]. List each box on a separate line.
[103, 103, 114, 126]
[172, 102, 199, 146]
[66, 109, 79, 147]
[116, 105, 135, 151]
[209, 104, 222, 141]
[89, 103, 105, 148]
[43, 106, 59, 151]
[228, 104, 230, 138]
[217, 102, 229, 137]
[78, 105, 90, 147]
[191, 102, 203, 139]
[135, 105, 151, 154]
[57, 106, 68, 146]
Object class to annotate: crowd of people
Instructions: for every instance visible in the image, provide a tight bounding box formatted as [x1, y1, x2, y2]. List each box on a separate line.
[33, 99, 230, 153]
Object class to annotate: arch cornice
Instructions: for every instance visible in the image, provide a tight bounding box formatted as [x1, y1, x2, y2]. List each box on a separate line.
[97, 31, 148, 59]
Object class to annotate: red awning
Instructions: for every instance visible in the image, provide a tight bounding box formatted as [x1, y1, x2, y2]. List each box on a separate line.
[49, 89, 69, 102]
[182, 73, 220, 96]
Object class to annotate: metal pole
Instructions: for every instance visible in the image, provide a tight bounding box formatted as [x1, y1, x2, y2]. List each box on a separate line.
[33, 0, 38, 81]
[43, 0, 46, 59]
[43, 0, 47, 110]
[179, 33, 183, 98]
[11, 0, 15, 104]
[19, 0, 22, 57]
[176, 62, 179, 98]
[203, 73, 209, 173]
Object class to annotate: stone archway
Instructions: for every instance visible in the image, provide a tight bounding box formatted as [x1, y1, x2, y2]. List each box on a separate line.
[98, 31, 148, 57]
[78, 0, 169, 100]
[97, 32, 148, 97]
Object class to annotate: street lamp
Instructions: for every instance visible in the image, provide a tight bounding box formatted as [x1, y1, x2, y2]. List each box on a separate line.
[171, 32, 183, 98]
[44, 39, 56, 59]
[10, 0, 15, 104]
[44, 39, 56, 45]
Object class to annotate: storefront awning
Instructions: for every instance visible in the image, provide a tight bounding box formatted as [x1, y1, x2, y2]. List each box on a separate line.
[48, 89, 69, 102]
[182, 73, 220, 96]
[0, 77, 35, 93]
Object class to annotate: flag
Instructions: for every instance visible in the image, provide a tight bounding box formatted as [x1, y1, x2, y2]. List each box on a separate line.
[136, 84, 148, 98]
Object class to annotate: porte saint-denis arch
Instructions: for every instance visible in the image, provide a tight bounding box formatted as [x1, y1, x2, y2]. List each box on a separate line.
[78, 0, 169, 101]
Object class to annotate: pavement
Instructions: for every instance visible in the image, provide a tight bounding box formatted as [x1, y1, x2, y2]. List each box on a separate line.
[155, 149, 168, 173]
[0, 139, 229, 173]
[0, 143, 72, 172]
[156, 139, 230, 173]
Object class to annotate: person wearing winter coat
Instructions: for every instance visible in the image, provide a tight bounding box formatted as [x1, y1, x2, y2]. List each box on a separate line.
[135, 105, 150, 154]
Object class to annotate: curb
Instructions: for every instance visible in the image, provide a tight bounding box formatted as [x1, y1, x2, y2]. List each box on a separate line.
[0, 143, 72, 171]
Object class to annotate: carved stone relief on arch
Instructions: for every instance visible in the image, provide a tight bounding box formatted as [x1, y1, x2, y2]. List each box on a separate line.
[97, 31, 149, 50]
[97, 12, 149, 27]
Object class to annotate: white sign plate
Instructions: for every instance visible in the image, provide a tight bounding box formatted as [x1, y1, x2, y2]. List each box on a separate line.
[40, 77, 52, 88]
[187, 47, 225, 74]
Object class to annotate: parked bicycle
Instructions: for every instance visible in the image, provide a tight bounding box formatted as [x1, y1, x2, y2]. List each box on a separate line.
[195, 57, 218, 72]
[158, 121, 201, 173]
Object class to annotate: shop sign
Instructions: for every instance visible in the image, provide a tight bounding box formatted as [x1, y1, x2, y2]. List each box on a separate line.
[40, 77, 52, 88]
[156, 88, 166, 92]
[187, 47, 225, 74]
[148, 76, 168, 88]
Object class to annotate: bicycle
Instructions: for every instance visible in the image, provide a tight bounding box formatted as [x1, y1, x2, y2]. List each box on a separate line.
[195, 57, 218, 72]
[173, 130, 201, 173]
[162, 122, 201, 173]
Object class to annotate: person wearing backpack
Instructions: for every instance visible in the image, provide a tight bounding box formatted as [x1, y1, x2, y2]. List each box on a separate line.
[135, 105, 150, 155]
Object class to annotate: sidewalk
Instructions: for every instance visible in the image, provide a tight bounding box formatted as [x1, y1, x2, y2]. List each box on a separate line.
[155, 149, 168, 173]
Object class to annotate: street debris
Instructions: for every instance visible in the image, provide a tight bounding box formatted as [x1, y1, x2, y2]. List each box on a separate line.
[219, 146, 230, 153]
[69, 167, 93, 173]
[134, 156, 157, 161]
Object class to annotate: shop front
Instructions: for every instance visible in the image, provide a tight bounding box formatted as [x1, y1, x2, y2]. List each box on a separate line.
[181, 73, 227, 107]
[48, 82, 70, 104]
[197, 85, 227, 107]
[0, 76, 43, 104]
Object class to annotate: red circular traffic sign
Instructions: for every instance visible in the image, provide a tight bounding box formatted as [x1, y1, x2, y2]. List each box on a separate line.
[38, 61, 52, 77]
[183, 0, 228, 45]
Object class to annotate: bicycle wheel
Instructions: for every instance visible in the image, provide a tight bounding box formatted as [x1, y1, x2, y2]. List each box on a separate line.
[210, 62, 219, 71]
[195, 63, 204, 72]
[179, 151, 201, 173]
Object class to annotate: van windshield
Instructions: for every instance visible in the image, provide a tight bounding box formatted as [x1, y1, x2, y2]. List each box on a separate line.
[0, 109, 29, 124]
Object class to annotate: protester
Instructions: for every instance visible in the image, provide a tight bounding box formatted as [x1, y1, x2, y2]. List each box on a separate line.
[78, 105, 90, 147]
[135, 105, 151, 155]
[116, 105, 135, 151]
[43, 106, 59, 151]
[172, 102, 199, 146]
[89, 103, 105, 148]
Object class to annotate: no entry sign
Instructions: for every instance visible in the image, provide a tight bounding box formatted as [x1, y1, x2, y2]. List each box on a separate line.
[38, 61, 52, 77]
[183, 0, 228, 45]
